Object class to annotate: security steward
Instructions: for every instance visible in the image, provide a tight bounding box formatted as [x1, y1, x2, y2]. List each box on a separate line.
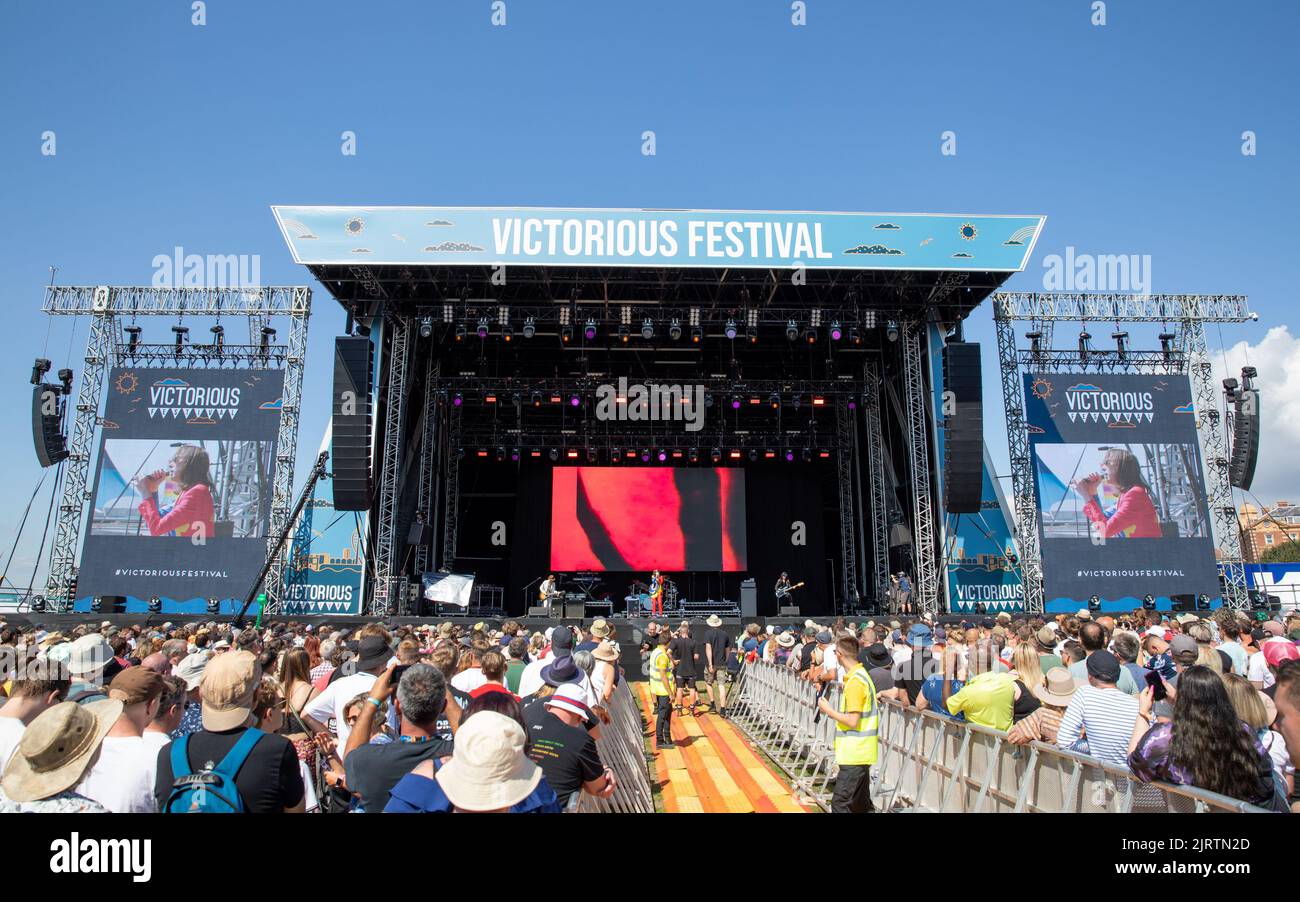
[649, 632, 677, 750]
[815, 635, 878, 812]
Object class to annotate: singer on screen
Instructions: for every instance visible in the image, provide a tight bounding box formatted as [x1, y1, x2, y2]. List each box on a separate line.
[134, 444, 216, 539]
[1072, 448, 1162, 539]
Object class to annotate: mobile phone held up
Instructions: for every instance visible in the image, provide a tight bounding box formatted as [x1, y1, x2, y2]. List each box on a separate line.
[1144, 669, 1166, 701]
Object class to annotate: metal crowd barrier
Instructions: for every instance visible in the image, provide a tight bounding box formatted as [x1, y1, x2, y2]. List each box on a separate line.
[729, 660, 1269, 814]
[575, 678, 655, 813]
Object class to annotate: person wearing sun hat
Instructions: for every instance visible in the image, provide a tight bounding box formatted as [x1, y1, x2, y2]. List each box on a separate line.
[0, 698, 123, 812]
[384, 710, 562, 813]
[1007, 668, 1077, 746]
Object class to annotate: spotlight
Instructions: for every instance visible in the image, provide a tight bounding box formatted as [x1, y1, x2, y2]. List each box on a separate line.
[1113, 330, 1128, 359]
[618, 325, 630, 343]
[886, 321, 899, 342]
[806, 327, 817, 344]
[502, 324, 514, 343]
[641, 319, 654, 340]
[710, 448, 721, 463]
[849, 327, 861, 345]
[731, 396, 741, 410]
[548, 449, 559, 462]
[690, 325, 703, 343]
[511, 448, 520, 461]
[123, 326, 142, 353]
[657, 450, 667, 462]
[689, 448, 699, 463]
[260, 326, 276, 352]
[1143, 594, 1156, 611]
[584, 319, 597, 340]
[1078, 330, 1091, 358]
[561, 324, 574, 343]
[786, 320, 799, 341]
[847, 399, 857, 410]
[802, 449, 811, 463]
[830, 321, 842, 341]
[611, 447, 621, 461]
[171, 324, 189, 356]
[669, 319, 682, 340]
[419, 316, 433, 339]
[455, 324, 467, 342]
[724, 319, 737, 340]
[522, 317, 536, 339]
[531, 391, 542, 407]
[91, 596, 102, 614]
[569, 394, 580, 408]
[210, 324, 225, 351]
[587, 448, 598, 463]
[1026, 330, 1042, 357]
[1159, 331, 1177, 360]
[57, 368, 73, 395]
[748, 449, 758, 461]
[642, 449, 651, 463]
[496, 446, 506, 462]
[207, 597, 220, 615]
[786, 449, 794, 462]
[769, 392, 780, 409]
[148, 594, 162, 614]
[565, 450, 579, 459]
[476, 317, 489, 339]
[1088, 594, 1101, 613]
[452, 392, 463, 407]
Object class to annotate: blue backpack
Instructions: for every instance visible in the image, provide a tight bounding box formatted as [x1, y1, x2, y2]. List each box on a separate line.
[164, 728, 264, 813]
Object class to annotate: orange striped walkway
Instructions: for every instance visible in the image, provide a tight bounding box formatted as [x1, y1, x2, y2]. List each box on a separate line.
[635, 683, 810, 813]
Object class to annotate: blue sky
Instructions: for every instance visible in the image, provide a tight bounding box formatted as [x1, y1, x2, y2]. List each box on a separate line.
[1, 0, 1296, 592]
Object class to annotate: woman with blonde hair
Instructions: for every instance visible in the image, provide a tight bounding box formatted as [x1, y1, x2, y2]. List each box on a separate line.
[1010, 641, 1046, 693]
[1222, 672, 1292, 798]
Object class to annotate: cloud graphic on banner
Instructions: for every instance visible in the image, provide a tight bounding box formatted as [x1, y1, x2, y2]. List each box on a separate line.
[153, 378, 189, 387]
[259, 399, 283, 410]
[874, 223, 901, 230]
[424, 241, 485, 253]
[844, 244, 904, 256]
[1173, 403, 1194, 414]
[1066, 383, 1101, 392]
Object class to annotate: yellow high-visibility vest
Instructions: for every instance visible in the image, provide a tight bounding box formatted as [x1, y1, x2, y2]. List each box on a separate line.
[834, 665, 879, 766]
[650, 647, 674, 696]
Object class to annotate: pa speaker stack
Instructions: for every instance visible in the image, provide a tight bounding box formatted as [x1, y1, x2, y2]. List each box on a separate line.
[1229, 382, 1260, 491]
[942, 342, 983, 514]
[32, 384, 68, 468]
[332, 336, 374, 510]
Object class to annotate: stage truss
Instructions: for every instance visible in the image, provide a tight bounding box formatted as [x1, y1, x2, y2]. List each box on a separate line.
[40, 286, 311, 611]
[992, 293, 1252, 612]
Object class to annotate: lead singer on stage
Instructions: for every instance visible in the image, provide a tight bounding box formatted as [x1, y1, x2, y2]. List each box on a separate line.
[649, 569, 664, 616]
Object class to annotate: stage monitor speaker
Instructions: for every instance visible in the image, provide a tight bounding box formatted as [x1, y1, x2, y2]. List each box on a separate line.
[527, 606, 549, 617]
[779, 605, 801, 617]
[1170, 593, 1196, 612]
[740, 578, 757, 618]
[942, 342, 984, 514]
[1229, 389, 1259, 490]
[332, 336, 374, 510]
[100, 595, 127, 614]
[563, 603, 585, 620]
[32, 384, 68, 468]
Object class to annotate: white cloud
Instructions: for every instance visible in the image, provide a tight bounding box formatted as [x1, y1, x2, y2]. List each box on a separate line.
[1211, 325, 1300, 507]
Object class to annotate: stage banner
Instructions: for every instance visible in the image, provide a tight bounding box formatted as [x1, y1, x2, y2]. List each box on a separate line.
[1023, 372, 1220, 611]
[77, 367, 284, 610]
[280, 423, 365, 616]
[946, 459, 1025, 614]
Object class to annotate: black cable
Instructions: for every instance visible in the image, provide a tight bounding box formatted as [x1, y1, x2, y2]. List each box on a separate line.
[24, 462, 63, 599]
[2, 471, 50, 588]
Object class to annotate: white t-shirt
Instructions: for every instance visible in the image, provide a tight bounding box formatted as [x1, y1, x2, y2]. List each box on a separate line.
[75, 735, 158, 813]
[0, 716, 26, 773]
[1248, 649, 1276, 689]
[892, 646, 913, 666]
[451, 668, 489, 695]
[301, 671, 378, 749]
[142, 729, 171, 750]
[516, 658, 550, 699]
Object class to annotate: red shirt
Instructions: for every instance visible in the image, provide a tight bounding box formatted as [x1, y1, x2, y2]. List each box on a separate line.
[468, 682, 516, 700]
[140, 484, 215, 538]
[1083, 486, 1162, 539]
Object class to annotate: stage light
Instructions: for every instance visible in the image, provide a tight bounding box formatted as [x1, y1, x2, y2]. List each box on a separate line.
[531, 391, 542, 407]
[476, 449, 489, 457]
[457, 448, 465, 458]
[611, 447, 621, 461]
[561, 325, 573, 344]
[455, 325, 466, 342]
[123, 325, 142, 353]
[849, 327, 861, 345]
[731, 396, 741, 410]
[669, 318, 682, 340]
[57, 368, 73, 395]
[847, 399, 857, 410]
[1026, 330, 1042, 357]
[1113, 330, 1128, 360]
[830, 321, 842, 341]
[171, 324, 189, 356]
[1142, 594, 1156, 611]
[626, 449, 638, 459]
[886, 321, 899, 342]
[549, 449, 559, 461]
[802, 449, 811, 462]
[1078, 330, 1091, 359]
[1159, 332, 1177, 361]
[671, 450, 683, 459]
[419, 316, 433, 339]
[569, 394, 581, 408]
[1088, 594, 1101, 613]
[863, 310, 877, 329]
[748, 396, 761, 406]
[710, 448, 721, 463]
[641, 319, 654, 340]
[443, 303, 455, 323]
[148, 594, 162, 614]
[764, 450, 776, 459]
[818, 450, 831, 458]
[260, 326, 276, 353]
[502, 324, 514, 342]
[207, 597, 220, 615]
[812, 396, 825, 407]
[91, 596, 102, 614]
[484, 393, 497, 404]
[210, 324, 225, 352]
[748, 449, 758, 461]
[689, 448, 699, 463]
[587, 448, 598, 463]
[791, 394, 802, 409]
[786, 320, 799, 341]
[785, 450, 795, 462]
[510, 392, 521, 408]
[642, 449, 651, 462]
[704, 393, 714, 408]
[657, 450, 667, 462]
[476, 318, 490, 339]
[690, 325, 703, 343]
[584, 319, 597, 340]
[724, 319, 737, 340]
[566, 449, 579, 459]
[530, 448, 542, 458]
[496, 447, 506, 462]
[618, 325, 630, 343]
[522, 317, 536, 339]
[729, 450, 742, 460]
[770, 392, 780, 409]
[511, 448, 521, 461]
[452, 392, 463, 407]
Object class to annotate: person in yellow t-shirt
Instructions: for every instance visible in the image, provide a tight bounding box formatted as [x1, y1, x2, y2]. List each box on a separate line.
[649, 632, 676, 750]
[945, 650, 1018, 732]
[816, 636, 879, 813]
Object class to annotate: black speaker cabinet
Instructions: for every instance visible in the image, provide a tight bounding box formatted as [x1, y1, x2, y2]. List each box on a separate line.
[740, 578, 757, 618]
[563, 603, 586, 620]
[332, 336, 374, 510]
[779, 605, 801, 617]
[527, 606, 549, 617]
[32, 383, 68, 468]
[942, 342, 984, 514]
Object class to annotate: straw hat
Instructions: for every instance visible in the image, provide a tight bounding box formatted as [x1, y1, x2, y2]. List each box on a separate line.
[1033, 668, 1078, 707]
[590, 619, 611, 639]
[592, 640, 619, 663]
[1, 699, 123, 802]
[776, 632, 797, 648]
[435, 711, 543, 811]
[706, 614, 723, 627]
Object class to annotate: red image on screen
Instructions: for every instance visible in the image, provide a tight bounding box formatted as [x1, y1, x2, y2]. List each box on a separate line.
[550, 467, 747, 571]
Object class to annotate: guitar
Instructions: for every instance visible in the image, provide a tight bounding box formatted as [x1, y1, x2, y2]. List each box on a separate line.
[775, 581, 805, 600]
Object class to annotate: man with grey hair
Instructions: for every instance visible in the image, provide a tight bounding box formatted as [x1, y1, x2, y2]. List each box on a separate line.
[343, 663, 454, 813]
[311, 639, 339, 687]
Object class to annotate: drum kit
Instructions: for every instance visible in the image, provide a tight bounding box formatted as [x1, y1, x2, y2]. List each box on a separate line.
[625, 576, 679, 614]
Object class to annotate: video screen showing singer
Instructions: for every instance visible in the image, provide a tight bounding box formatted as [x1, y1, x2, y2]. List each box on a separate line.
[1071, 448, 1162, 540]
[132, 444, 216, 539]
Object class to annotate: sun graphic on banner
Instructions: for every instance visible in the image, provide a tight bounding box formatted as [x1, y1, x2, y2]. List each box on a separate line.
[959, 223, 978, 241]
[114, 371, 138, 394]
[345, 217, 365, 236]
[1031, 377, 1053, 400]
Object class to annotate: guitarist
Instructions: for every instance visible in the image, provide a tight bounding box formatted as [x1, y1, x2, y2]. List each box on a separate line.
[648, 570, 664, 616]
[775, 572, 804, 605]
[539, 574, 559, 610]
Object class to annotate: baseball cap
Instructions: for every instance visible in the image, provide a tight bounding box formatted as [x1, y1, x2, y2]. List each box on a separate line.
[1085, 650, 1121, 683]
[544, 683, 592, 719]
[1263, 641, 1300, 668]
[550, 626, 575, 654]
[816, 630, 833, 644]
[108, 667, 165, 706]
[1169, 634, 1199, 666]
[1263, 621, 1285, 638]
[200, 650, 260, 731]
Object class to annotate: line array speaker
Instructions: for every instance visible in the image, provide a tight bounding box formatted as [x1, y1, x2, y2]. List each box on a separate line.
[332, 336, 374, 511]
[1229, 389, 1259, 490]
[32, 384, 68, 468]
[942, 342, 984, 514]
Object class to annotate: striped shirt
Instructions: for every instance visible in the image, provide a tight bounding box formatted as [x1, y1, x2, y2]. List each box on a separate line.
[1055, 684, 1139, 768]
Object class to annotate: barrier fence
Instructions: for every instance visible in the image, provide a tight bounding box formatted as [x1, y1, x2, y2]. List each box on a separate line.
[575, 677, 656, 813]
[729, 660, 1270, 814]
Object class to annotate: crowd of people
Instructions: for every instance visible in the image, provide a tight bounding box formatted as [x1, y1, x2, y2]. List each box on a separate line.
[739, 606, 1300, 812]
[0, 617, 624, 813]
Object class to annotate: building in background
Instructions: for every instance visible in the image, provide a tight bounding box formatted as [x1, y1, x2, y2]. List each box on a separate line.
[1238, 501, 1300, 562]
